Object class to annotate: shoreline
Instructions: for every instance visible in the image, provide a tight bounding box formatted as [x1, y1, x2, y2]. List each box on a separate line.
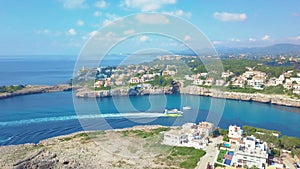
[1, 83, 300, 108]
[0, 84, 74, 99]
[75, 85, 300, 108]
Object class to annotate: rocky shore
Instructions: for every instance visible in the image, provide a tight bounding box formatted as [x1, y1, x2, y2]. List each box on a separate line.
[75, 86, 173, 98]
[75, 85, 300, 108]
[0, 84, 74, 99]
[181, 86, 300, 108]
[0, 125, 186, 169]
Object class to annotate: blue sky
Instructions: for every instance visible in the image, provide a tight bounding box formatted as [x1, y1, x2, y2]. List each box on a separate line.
[0, 0, 300, 55]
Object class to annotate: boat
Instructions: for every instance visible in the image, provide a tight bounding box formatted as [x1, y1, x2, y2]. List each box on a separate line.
[182, 106, 191, 110]
[163, 109, 183, 117]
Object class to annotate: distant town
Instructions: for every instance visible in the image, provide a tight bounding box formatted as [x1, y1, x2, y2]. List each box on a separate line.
[74, 54, 300, 101]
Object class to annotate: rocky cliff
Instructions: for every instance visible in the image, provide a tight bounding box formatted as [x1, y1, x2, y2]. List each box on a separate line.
[0, 84, 73, 99]
[181, 86, 300, 107]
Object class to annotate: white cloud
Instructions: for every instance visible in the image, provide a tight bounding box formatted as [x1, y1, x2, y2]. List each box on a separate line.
[102, 13, 120, 26]
[249, 38, 256, 42]
[121, 0, 176, 12]
[289, 36, 300, 41]
[35, 29, 50, 35]
[76, 20, 84, 26]
[123, 29, 135, 35]
[93, 11, 102, 17]
[35, 29, 62, 36]
[139, 35, 148, 42]
[89, 30, 98, 37]
[94, 0, 107, 8]
[261, 35, 270, 41]
[184, 35, 191, 41]
[164, 10, 191, 18]
[103, 19, 113, 26]
[135, 14, 169, 24]
[212, 41, 222, 45]
[68, 28, 77, 35]
[60, 0, 88, 9]
[105, 31, 114, 37]
[230, 38, 241, 42]
[213, 12, 247, 22]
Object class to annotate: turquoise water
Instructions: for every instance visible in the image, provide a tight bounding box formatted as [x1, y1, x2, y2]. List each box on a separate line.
[0, 56, 300, 146]
[224, 143, 230, 147]
[0, 91, 300, 145]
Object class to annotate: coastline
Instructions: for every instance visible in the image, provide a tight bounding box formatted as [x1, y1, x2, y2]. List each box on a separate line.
[0, 125, 180, 169]
[75, 85, 300, 108]
[1, 83, 300, 108]
[0, 84, 74, 99]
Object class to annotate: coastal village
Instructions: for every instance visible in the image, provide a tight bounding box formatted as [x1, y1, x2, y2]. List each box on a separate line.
[75, 55, 300, 100]
[162, 122, 299, 169]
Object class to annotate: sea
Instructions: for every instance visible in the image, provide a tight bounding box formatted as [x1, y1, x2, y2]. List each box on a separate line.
[0, 55, 300, 146]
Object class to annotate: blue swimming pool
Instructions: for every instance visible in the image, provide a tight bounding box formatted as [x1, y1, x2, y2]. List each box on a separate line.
[223, 143, 230, 147]
[224, 159, 231, 165]
[228, 151, 234, 156]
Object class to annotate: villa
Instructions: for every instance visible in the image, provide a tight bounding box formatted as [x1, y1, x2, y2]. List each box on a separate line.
[163, 122, 214, 149]
[228, 125, 243, 139]
[231, 135, 268, 168]
[163, 130, 188, 146]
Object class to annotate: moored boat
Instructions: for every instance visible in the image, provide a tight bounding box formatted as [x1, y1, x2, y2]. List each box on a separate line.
[182, 106, 191, 110]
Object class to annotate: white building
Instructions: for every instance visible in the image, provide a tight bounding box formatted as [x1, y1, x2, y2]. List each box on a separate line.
[228, 125, 243, 139]
[129, 77, 144, 84]
[222, 71, 234, 78]
[198, 121, 214, 138]
[215, 79, 225, 86]
[163, 130, 188, 146]
[163, 122, 213, 149]
[231, 135, 268, 168]
[291, 77, 300, 84]
[193, 79, 204, 86]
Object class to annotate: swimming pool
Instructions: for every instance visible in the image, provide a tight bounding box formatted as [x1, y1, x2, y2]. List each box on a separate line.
[227, 151, 234, 156]
[224, 159, 231, 165]
[223, 143, 230, 147]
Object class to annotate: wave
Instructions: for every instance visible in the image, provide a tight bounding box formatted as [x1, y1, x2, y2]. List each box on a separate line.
[0, 112, 164, 127]
[0, 136, 13, 143]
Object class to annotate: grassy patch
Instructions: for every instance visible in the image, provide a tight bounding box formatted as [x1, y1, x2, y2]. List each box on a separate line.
[169, 146, 206, 169]
[217, 150, 227, 163]
[59, 131, 106, 142]
[214, 163, 226, 168]
[120, 127, 170, 139]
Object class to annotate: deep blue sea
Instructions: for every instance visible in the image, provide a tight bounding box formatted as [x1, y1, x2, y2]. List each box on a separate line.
[0, 55, 300, 146]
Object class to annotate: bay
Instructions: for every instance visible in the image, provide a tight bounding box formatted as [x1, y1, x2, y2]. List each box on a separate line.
[0, 91, 299, 146]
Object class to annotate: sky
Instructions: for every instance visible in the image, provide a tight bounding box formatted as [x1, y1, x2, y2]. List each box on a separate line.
[0, 0, 300, 55]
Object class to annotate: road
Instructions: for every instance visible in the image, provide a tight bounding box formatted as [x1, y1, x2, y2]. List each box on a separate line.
[196, 137, 223, 169]
[282, 153, 297, 169]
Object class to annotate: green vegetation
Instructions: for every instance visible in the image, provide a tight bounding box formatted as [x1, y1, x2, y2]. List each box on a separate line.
[214, 163, 226, 168]
[95, 85, 111, 90]
[226, 85, 259, 93]
[0, 85, 25, 93]
[168, 146, 206, 169]
[59, 131, 106, 142]
[217, 149, 227, 163]
[255, 64, 293, 78]
[120, 127, 170, 138]
[147, 75, 173, 87]
[183, 80, 193, 87]
[262, 85, 285, 94]
[270, 148, 281, 157]
[222, 59, 257, 76]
